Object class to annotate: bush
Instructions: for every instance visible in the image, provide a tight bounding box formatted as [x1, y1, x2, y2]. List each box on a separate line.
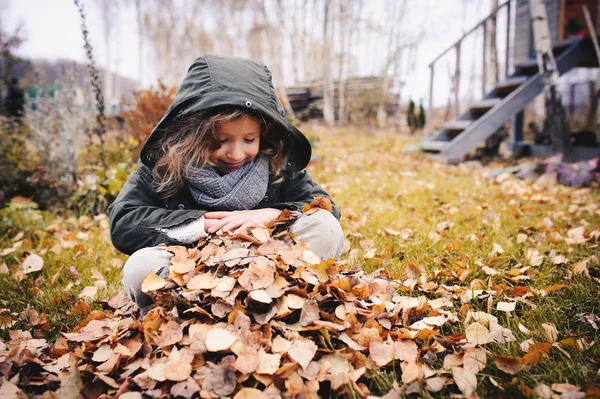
[119, 83, 176, 153]
[0, 118, 39, 206]
[345, 86, 393, 126]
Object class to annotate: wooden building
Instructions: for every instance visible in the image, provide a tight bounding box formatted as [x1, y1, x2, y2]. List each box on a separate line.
[422, 0, 600, 163]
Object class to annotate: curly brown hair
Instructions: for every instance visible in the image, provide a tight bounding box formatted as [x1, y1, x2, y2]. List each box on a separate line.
[152, 108, 289, 198]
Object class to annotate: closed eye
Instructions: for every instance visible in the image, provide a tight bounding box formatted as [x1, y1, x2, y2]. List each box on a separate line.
[244, 137, 257, 143]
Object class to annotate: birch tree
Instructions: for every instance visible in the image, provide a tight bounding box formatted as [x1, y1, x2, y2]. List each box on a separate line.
[529, 0, 573, 161]
[322, 0, 334, 125]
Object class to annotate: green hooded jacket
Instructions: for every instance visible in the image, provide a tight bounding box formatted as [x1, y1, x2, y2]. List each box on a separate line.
[108, 55, 340, 255]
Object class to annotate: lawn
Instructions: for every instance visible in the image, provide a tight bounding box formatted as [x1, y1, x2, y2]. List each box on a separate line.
[0, 127, 599, 398]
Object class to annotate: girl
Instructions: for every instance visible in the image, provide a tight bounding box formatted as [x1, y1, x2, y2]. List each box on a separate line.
[109, 54, 344, 308]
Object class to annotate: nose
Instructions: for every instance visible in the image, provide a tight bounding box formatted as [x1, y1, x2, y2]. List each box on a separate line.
[226, 142, 244, 161]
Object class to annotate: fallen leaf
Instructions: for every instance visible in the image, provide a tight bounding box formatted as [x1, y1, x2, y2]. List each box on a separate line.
[22, 253, 44, 274]
[452, 366, 477, 397]
[141, 270, 168, 293]
[79, 286, 98, 299]
[369, 338, 394, 367]
[288, 339, 318, 369]
[466, 322, 492, 345]
[205, 328, 237, 352]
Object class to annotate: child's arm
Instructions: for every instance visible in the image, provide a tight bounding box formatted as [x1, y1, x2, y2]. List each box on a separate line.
[108, 164, 206, 255]
[275, 170, 341, 219]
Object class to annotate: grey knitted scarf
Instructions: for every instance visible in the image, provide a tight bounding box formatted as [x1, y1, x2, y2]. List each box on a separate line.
[186, 155, 269, 211]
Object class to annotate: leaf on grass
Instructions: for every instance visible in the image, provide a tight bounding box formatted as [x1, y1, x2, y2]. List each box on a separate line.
[495, 355, 522, 374]
[394, 340, 418, 363]
[497, 301, 516, 312]
[79, 285, 98, 299]
[452, 366, 477, 397]
[573, 260, 590, 278]
[369, 338, 394, 367]
[466, 322, 492, 345]
[527, 249, 544, 266]
[22, 253, 44, 274]
[56, 354, 83, 399]
[541, 322, 558, 342]
[425, 377, 446, 392]
[463, 347, 487, 373]
[402, 362, 424, 385]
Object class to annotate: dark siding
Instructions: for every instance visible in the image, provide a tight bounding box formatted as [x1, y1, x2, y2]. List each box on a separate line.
[513, 0, 561, 66]
[514, 0, 532, 65]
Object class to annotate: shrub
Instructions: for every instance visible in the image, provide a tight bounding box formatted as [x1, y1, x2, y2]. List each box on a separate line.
[119, 83, 176, 153]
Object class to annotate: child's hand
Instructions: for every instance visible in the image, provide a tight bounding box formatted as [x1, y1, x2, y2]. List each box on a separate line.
[204, 208, 281, 235]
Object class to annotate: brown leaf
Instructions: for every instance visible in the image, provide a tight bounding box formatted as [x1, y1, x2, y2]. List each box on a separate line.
[256, 348, 281, 375]
[452, 366, 477, 397]
[402, 362, 424, 384]
[205, 328, 238, 352]
[171, 377, 201, 399]
[466, 322, 492, 345]
[78, 285, 98, 299]
[141, 270, 168, 293]
[288, 339, 318, 369]
[369, 338, 394, 367]
[56, 354, 83, 399]
[163, 347, 193, 382]
[233, 388, 264, 399]
[22, 253, 44, 274]
[302, 196, 333, 213]
[393, 340, 418, 363]
[463, 347, 487, 373]
[299, 298, 320, 326]
[495, 355, 522, 374]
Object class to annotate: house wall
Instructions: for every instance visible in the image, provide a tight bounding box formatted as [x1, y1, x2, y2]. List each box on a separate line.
[513, 0, 600, 66]
[514, 0, 562, 65]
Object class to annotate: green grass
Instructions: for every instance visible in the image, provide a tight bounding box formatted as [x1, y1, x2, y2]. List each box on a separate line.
[1, 127, 598, 396]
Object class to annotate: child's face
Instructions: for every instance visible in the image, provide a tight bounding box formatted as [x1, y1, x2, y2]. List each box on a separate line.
[209, 115, 261, 174]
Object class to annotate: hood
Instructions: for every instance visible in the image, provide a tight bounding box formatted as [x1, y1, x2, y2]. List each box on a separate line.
[140, 54, 311, 172]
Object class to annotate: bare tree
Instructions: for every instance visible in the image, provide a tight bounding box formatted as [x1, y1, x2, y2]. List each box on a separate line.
[487, 0, 499, 86]
[96, 0, 118, 109]
[337, 0, 363, 124]
[529, 0, 572, 161]
[322, 0, 335, 125]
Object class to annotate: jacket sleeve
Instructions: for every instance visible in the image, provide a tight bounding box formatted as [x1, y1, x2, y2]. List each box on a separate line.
[108, 165, 205, 255]
[273, 169, 341, 220]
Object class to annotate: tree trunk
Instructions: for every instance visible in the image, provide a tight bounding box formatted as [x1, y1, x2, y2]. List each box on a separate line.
[488, 0, 499, 85]
[337, 0, 348, 125]
[529, 0, 573, 161]
[323, 0, 335, 126]
[134, 0, 143, 86]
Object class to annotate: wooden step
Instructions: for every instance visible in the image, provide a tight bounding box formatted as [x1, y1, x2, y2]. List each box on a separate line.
[515, 59, 538, 73]
[444, 120, 473, 132]
[470, 98, 501, 113]
[495, 76, 528, 94]
[421, 140, 448, 152]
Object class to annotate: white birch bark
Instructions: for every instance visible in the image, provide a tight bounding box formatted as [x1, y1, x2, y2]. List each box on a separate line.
[323, 0, 335, 125]
[529, 0, 573, 160]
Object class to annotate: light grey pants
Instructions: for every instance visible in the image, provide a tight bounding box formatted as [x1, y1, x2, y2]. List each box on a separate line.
[122, 209, 344, 307]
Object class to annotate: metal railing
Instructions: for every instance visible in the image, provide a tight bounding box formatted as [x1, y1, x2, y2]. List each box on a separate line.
[426, 0, 513, 135]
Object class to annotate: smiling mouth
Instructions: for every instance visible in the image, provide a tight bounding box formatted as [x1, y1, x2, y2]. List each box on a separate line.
[222, 160, 246, 169]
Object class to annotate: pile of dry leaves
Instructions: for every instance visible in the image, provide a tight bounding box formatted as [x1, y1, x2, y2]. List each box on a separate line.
[0, 201, 596, 398]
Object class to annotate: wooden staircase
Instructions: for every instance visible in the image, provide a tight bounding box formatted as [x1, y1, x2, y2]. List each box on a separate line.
[421, 36, 591, 164]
